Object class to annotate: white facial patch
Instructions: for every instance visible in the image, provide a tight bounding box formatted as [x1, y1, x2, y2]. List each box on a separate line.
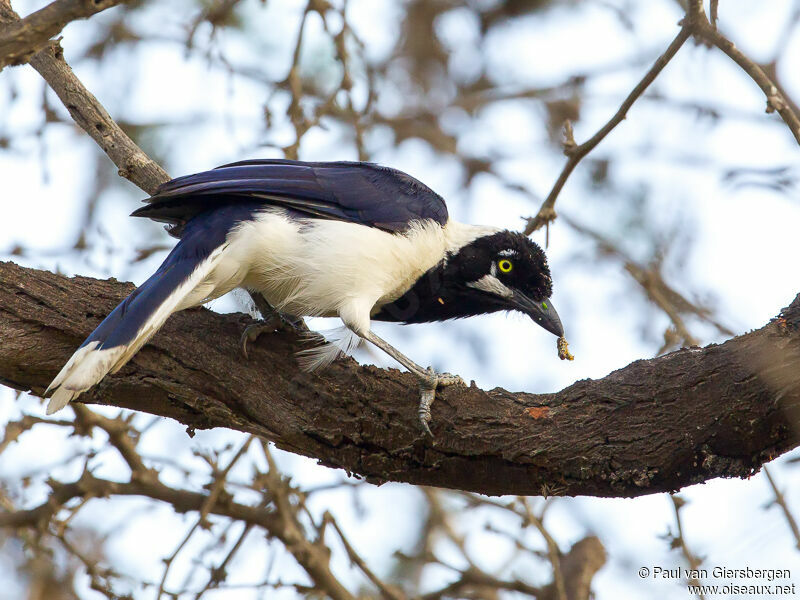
[498, 249, 517, 257]
[467, 274, 513, 298]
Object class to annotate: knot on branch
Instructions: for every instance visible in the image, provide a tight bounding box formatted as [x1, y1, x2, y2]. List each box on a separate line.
[561, 120, 578, 157]
[767, 86, 786, 113]
[525, 205, 558, 235]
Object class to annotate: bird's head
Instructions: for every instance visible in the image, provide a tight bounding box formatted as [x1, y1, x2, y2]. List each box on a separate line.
[446, 230, 564, 337]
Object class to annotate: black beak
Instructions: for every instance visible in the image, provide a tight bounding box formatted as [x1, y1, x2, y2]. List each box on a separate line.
[511, 291, 564, 337]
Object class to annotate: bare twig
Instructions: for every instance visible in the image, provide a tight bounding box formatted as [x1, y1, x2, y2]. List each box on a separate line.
[71, 405, 153, 477]
[0, 467, 357, 600]
[525, 2, 800, 238]
[193, 522, 256, 599]
[684, 2, 800, 144]
[157, 519, 203, 600]
[521, 497, 567, 600]
[562, 213, 733, 351]
[763, 466, 800, 551]
[524, 28, 691, 235]
[324, 511, 406, 600]
[29, 44, 171, 193]
[259, 443, 357, 600]
[199, 436, 254, 525]
[669, 495, 706, 600]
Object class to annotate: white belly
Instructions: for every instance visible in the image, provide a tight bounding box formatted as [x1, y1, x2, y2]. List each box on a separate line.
[220, 210, 497, 330]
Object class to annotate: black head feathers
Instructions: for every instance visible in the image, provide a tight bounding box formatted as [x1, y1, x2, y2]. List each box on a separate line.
[374, 230, 556, 325]
[447, 231, 553, 301]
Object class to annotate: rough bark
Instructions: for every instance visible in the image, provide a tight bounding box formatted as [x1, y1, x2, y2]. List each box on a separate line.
[1, 260, 798, 498]
[0, 0, 127, 71]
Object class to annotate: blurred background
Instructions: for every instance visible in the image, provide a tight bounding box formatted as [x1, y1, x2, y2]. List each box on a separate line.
[1, 0, 799, 598]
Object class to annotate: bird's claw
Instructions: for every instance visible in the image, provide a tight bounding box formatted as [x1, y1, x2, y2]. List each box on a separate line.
[241, 320, 277, 359]
[417, 366, 465, 436]
[240, 314, 309, 359]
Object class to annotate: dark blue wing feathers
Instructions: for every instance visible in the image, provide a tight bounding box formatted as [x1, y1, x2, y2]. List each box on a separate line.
[132, 159, 449, 234]
[82, 205, 258, 350]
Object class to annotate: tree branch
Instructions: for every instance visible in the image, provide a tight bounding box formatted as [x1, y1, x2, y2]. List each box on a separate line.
[524, 4, 800, 236]
[524, 27, 691, 235]
[1, 260, 798, 498]
[686, 12, 800, 144]
[0, 0, 170, 194]
[28, 43, 171, 194]
[0, 0, 127, 71]
[0, 469, 356, 600]
[3, 0, 800, 500]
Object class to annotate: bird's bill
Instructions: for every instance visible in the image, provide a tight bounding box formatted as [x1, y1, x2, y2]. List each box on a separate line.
[511, 292, 564, 337]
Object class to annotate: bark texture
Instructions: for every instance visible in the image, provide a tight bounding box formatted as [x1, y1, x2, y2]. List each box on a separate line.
[0, 0, 126, 71]
[1, 260, 798, 498]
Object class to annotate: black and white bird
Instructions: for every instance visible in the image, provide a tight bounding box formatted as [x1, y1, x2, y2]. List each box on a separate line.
[45, 159, 565, 433]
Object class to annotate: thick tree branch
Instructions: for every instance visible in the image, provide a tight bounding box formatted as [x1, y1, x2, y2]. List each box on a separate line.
[0, 0, 127, 71]
[2, 0, 799, 500]
[1, 260, 798, 498]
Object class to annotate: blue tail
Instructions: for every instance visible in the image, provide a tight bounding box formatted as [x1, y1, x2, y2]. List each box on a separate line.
[46, 204, 260, 413]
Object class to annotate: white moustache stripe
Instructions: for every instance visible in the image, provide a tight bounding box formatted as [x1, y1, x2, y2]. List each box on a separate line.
[466, 274, 513, 298]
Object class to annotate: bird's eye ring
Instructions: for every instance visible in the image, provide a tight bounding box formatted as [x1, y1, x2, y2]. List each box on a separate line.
[498, 259, 513, 273]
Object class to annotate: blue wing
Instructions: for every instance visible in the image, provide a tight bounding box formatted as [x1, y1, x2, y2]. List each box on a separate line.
[45, 205, 257, 413]
[81, 205, 255, 351]
[131, 159, 449, 235]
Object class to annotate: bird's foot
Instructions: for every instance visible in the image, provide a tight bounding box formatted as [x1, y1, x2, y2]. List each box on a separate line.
[417, 366, 465, 436]
[240, 313, 309, 359]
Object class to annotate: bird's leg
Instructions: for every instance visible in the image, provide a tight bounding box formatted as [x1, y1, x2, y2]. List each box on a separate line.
[241, 291, 310, 358]
[361, 330, 464, 436]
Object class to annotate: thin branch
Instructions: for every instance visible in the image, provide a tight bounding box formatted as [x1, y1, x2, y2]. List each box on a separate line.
[524, 27, 691, 235]
[0, 1, 169, 194]
[0, 0, 126, 70]
[562, 213, 734, 351]
[525, 3, 800, 237]
[0, 469, 356, 600]
[324, 511, 406, 600]
[193, 522, 256, 599]
[28, 44, 171, 193]
[521, 498, 566, 600]
[157, 518, 202, 600]
[763, 466, 800, 551]
[421, 568, 542, 600]
[199, 436, 254, 525]
[71, 405, 153, 476]
[258, 443, 357, 600]
[669, 495, 706, 600]
[687, 15, 800, 144]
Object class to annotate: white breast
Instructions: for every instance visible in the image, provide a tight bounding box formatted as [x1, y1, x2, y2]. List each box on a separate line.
[228, 210, 496, 332]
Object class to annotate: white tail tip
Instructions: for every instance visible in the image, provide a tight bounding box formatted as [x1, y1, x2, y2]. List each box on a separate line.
[46, 387, 78, 414]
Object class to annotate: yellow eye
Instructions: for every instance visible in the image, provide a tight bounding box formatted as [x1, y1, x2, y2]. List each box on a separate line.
[498, 259, 513, 273]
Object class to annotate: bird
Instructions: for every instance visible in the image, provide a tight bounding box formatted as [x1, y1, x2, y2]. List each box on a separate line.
[44, 159, 565, 434]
